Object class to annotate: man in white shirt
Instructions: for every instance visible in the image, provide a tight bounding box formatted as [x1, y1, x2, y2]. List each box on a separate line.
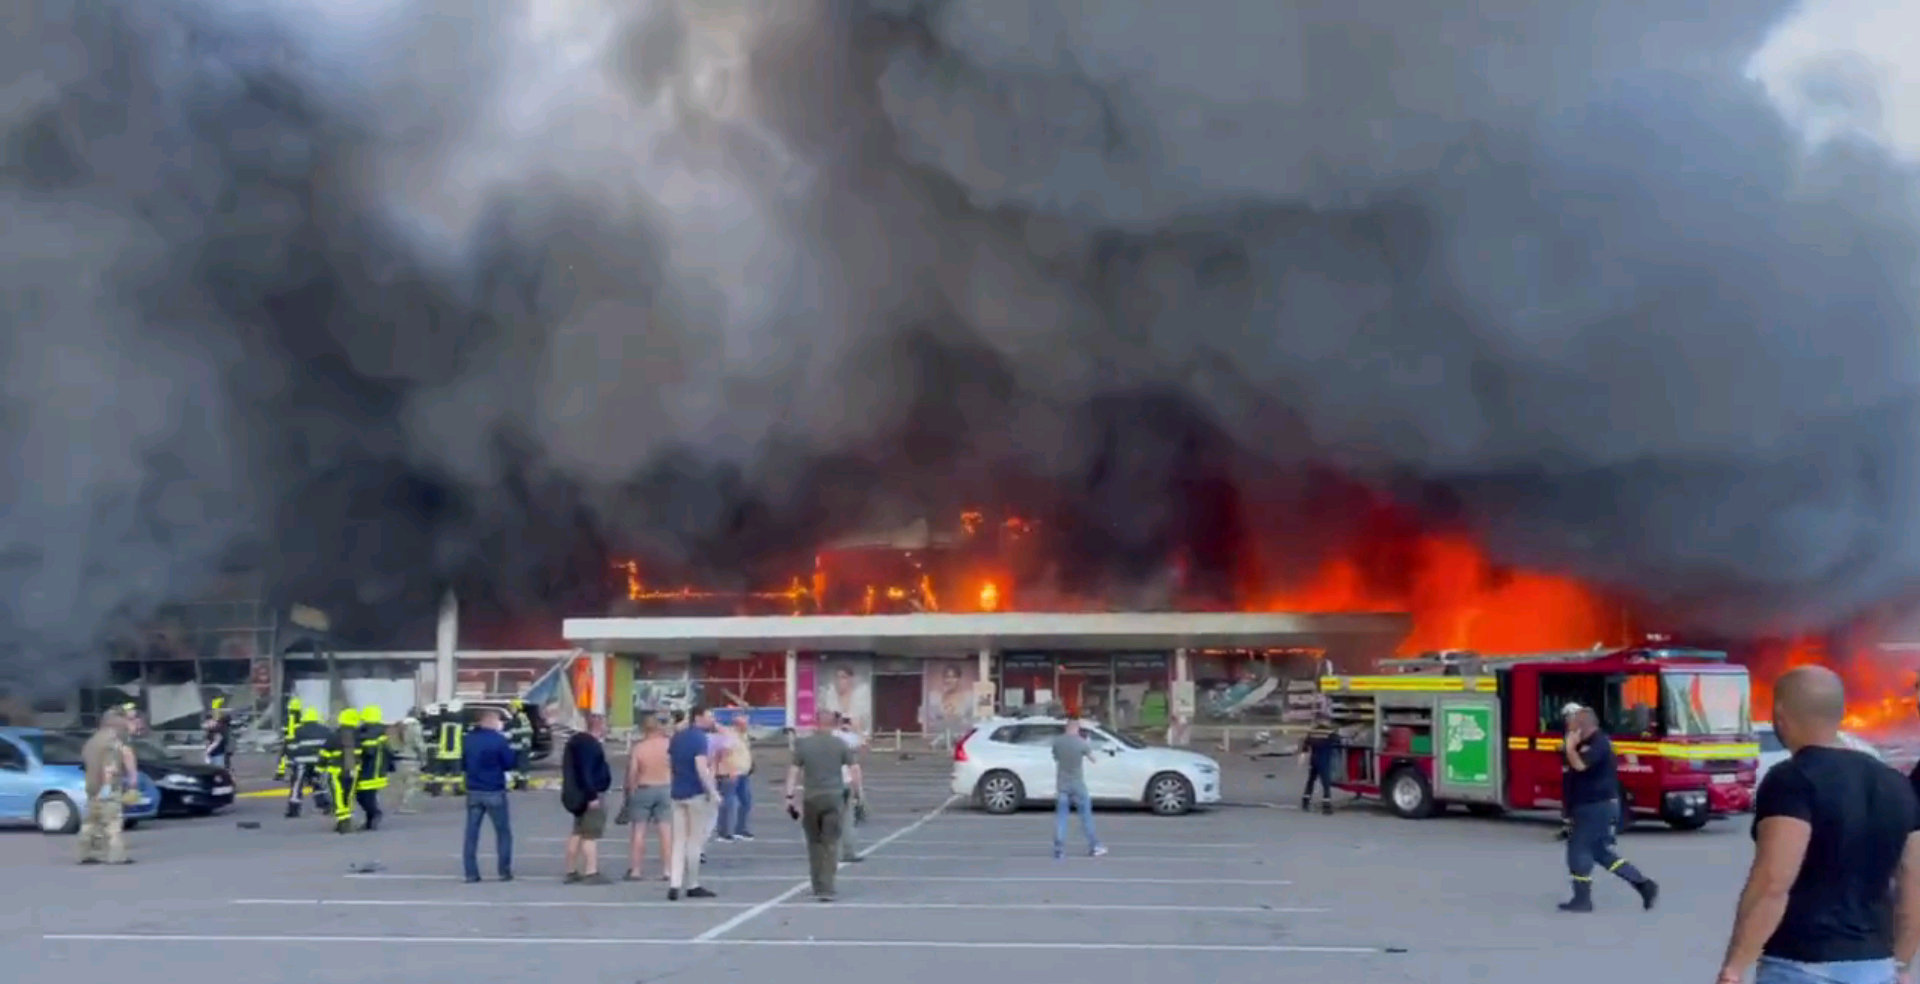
[833, 714, 865, 862]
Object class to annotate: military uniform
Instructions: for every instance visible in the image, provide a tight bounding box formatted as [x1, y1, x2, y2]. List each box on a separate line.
[79, 722, 135, 864]
[319, 710, 361, 834]
[354, 707, 391, 830]
[286, 709, 330, 818]
[392, 710, 426, 813]
[506, 701, 533, 790]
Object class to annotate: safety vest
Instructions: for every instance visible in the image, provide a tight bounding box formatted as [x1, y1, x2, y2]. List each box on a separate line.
[355, 724, 390, 789]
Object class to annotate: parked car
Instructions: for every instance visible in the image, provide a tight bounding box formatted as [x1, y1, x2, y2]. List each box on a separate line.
[113, 735, 236, 816]
[952, 716, 1222, 816]
[1755, 721, 1884, 785]
[463, 701, 554, 761]
[0, 727, 161, 833]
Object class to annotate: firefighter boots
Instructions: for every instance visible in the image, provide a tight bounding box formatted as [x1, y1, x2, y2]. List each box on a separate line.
[1634, 878, 1659, 910]
[1320, 800, 1333, 816]
[1557, 879, 1594, 913]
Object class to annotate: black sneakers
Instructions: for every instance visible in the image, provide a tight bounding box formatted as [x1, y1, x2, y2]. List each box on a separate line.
[687, 886, 717, 899]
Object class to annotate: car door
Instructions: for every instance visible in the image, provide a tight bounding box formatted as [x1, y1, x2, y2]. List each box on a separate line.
[0, 736, 31, 818]
[1076, 727, 1133, 800]
[1010, 724, 1065, 799]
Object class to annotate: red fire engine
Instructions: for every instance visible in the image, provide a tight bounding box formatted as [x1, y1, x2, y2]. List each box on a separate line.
[1317, 647, 1758, 830]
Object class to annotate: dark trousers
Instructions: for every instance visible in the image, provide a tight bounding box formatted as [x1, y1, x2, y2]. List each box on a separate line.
[286, 764, 312, 811]
[1303, 752, 1334, 800]
[463, 790, 513, 880]
[1566, 800, 1645, 883]
[801, 792, 844, 897]
[355, 787, 382, 828]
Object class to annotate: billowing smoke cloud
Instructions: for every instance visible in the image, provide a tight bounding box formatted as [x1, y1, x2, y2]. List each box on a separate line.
[5, 0, 1919, 687]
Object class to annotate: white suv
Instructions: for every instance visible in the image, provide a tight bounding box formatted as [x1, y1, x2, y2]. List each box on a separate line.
[951, 716, 1223, 816]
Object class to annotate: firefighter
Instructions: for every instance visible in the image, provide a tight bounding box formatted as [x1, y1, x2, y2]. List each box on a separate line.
[277, 697, 303, 780]
[418, 703, 445, 795]
[319, 709, 361, 834]
[428, 701, 467, 797]
[1558, 704, 1659, 912]
[285, 707, 330, 818]
[1299, 713, 1338, 815]
[354, 706, 390, 831]
[506, 698, 533, 791]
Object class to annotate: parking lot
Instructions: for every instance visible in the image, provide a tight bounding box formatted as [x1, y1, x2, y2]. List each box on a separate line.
[4, 753, 1748, 984]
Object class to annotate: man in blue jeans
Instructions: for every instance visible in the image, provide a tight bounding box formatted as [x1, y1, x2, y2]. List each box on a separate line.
[462, 707, 517, 883]
[1050, 719, 1106, 859]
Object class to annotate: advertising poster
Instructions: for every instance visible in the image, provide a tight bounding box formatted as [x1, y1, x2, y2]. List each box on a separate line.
[921, 659, 978, 739]
[815, 655, 873, 734]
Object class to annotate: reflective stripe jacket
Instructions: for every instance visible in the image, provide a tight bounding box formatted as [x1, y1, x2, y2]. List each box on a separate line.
[290, 722, 331, 765]
[355, 724, 390, 789]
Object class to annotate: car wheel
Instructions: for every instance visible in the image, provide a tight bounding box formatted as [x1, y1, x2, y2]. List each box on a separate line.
[1146, 772, 1195, 816]
[36, 794, 80, 835]
[975, 770, 1024, 814]
[1386, 766, 1436, 819]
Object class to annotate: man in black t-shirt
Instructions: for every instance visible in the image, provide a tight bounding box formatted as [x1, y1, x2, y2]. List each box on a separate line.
[1558, 705, 1658, 912]
[1717, 666, 1920, 984]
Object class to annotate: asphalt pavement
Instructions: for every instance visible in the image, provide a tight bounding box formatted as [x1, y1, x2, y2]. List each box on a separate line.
[2, 750, 1750, 984]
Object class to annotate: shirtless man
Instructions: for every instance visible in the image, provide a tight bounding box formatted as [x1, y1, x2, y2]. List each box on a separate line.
[624, 714, 675, 881]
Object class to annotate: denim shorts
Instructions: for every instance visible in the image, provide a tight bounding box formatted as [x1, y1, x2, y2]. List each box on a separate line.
[1755, 956, 1899, 984]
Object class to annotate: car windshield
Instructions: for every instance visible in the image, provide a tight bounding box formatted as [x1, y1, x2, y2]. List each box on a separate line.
[1661, 672, 1752, 737]
[26, 733, 88, 765]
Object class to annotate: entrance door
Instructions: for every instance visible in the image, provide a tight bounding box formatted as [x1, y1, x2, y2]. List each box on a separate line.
[872, 674, 921, 734]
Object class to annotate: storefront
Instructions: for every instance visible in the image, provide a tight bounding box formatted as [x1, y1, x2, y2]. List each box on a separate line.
[997, 652, 1171, 727]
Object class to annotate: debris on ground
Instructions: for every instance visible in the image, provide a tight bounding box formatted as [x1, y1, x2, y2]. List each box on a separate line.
[347, 861, 385, 874]
[235, 821, 261, 829]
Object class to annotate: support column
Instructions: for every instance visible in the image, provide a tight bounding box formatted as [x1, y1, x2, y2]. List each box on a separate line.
[433, 590, 459, 703]
[1171, 647, 1192, 747]
[978, 647, 993, 717]
[784, 649, 799, 730]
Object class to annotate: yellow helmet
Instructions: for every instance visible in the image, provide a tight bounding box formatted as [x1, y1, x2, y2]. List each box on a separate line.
[338, 709, 361, 728]
[301, 708, 321, 723]
[510, 698, 523, 711]
[289, 697, 303, 709]
[211, 697, 225, 710]
[361, 706, 384, 725]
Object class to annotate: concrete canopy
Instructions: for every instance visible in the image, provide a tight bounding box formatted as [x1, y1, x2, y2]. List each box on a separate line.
[563, 611, 1412, 661]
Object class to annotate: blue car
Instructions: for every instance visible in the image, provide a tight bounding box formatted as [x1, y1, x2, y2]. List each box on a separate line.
[0, 727, 160, 833]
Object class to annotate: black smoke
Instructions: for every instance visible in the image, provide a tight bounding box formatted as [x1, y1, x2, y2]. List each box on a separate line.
[5, 0, 1919, 686]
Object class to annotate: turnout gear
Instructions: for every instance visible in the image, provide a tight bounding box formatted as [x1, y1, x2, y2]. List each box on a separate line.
[286, 709, 331, 819]
[319, 710, 361, 834]
[506, 699, 533, 791]
[353, 706, 390, 830]
[426, 701, 467, 796]
[277, 697, 304, 780]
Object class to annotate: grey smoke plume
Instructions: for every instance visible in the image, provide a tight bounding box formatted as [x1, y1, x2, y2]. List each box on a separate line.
[4, 0, 1920, 685]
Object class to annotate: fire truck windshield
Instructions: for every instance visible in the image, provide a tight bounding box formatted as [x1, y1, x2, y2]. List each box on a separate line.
[1660, 672, 1751, 736]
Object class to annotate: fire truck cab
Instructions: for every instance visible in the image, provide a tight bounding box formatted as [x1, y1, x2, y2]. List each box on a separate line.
[1317, 647, 1757, 831]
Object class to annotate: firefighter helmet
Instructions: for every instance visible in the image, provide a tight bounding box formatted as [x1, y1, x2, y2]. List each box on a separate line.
[338, 709, 361, 728]
[361, 706, 384, 725]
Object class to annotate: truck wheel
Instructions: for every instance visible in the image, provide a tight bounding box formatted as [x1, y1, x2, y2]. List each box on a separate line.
[35, 793, 81, 835]
[1386, 767, 1436, 819]
[1665, 814, 1709, 831]
[1615, 783, 1637, 833]
[975, 771, 1025, 814]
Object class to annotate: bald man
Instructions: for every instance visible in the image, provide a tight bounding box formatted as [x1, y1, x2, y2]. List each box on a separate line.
[1557, 703, 1658, 913]
[1716, 666, 1920, 984]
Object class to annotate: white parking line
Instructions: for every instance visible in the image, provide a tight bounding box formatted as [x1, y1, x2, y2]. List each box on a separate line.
[45, 934, 1383, 953]
[345, 874, 800, 883]
[233, 899, 1325, 913]
[693, 793, 960, 942]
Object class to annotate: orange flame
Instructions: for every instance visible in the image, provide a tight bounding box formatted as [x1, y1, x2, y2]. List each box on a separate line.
[978, 580, 1001, 612]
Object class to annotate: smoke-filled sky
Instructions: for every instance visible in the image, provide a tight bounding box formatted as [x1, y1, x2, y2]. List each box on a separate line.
[4, 0, 1919, 678]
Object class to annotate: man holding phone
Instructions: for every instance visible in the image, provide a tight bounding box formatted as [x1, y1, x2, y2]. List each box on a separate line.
[1558, 704, 1659, 913]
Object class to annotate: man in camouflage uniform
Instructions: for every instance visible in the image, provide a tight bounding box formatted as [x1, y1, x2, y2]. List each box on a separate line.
[392, 707, 426, 814]
[79, 708, 139, 865]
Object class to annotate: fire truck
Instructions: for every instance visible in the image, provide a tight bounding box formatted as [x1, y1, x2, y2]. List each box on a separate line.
[1316, 646, 1758, 830]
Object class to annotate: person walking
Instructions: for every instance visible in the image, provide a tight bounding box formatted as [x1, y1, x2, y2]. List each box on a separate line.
[461, 707, 516, 883]
[624, 714, 675, 881]
[707, 716, 736, 843]
[353, 706, 390, 831]
[1718, 666, 1920, 984]
[285, 707, 329, 819]
[319, 708, 361, 835]
[391, 707, 426, 814]
[562, 713, 613, 885]
[832, 714, 866, 862]
[78, 707, 139, 865]
[1556, 704, 1657, 912]
[718, 715, 754, 841]
[786, 716, 863, 902]
[666, 705, 721, 900]
[202, 697, 233, 770]
[1051, 718, 1105, 859]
